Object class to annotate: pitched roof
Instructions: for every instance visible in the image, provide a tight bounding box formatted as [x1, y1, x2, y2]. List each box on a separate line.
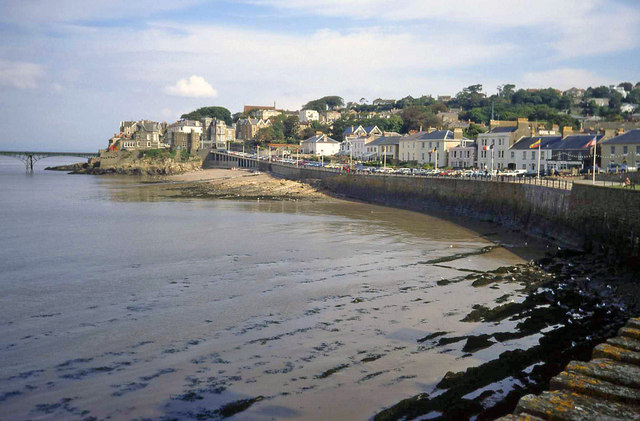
[402, 130, 467, 141]
[343, 125, 364, 135]
[510, 136, 563, 150]
[367, 135, 402, 146]
[302, 134, 340, 144]
[362, 126, 381, 135]
[489, 126, 517, 133]
[601, 129, 640, 145]
[558, 134, 603, 150]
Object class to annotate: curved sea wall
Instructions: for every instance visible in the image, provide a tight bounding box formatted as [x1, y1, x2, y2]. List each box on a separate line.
[263, 162, 640, 263]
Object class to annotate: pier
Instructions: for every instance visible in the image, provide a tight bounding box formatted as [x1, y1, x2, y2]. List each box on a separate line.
[0, 151, 97, 171]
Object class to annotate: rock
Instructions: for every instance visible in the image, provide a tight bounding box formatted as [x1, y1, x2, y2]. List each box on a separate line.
[494, 414, 546, 421]
[551, 370, 640, 405]
[516, 391, 640, 420]
[619, 327, 640, 341]
[564, 358, 640, 389]
[607, 336, 640, 353]
[593, 343, 640, 366]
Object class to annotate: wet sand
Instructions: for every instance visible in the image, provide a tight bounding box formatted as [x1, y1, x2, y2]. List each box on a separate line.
[1, 164, 636, 421]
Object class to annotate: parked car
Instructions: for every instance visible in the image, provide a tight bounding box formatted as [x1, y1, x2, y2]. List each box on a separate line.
[606, 163, 628, 173]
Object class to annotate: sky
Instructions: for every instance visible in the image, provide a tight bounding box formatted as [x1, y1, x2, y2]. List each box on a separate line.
[0, 0, 639, 151]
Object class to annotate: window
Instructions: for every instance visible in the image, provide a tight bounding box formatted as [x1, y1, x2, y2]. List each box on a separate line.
[623, 146, 628, 155]
[522, 151, 526, 160]
[422, 153, 425, 160]
[147, 142, 150, 147]
[511, 151, 515, 158]
[498, 139, 502, 146]
[611, 146, 615, 155]
[453, 151, 457, 158]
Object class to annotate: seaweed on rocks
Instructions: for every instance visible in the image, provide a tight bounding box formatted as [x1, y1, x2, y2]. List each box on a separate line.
[374, 251, 635, 421]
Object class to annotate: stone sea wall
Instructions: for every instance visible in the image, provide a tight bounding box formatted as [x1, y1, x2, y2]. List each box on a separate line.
[265, 162, 640, 262]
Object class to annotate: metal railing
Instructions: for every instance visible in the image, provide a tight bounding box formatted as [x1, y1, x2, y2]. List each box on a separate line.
[212, 152, 574, 191]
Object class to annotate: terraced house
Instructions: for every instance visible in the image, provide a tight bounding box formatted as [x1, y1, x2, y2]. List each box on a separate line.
[399, 129, 466, 167]
[477, 119, 531, 171]
[600, 129, 640, 170]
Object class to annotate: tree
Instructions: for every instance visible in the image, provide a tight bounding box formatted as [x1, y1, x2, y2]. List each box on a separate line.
[464, 123, 487, 140]
[302, 96, 345, 112]
[586, 85, 610, 99]
[455, 84, 486, 110]
[302, 99, 328, 113]
[181, 106, 232, 125]
[619, 82, 633, 92]
[232, 112, 247, 122]
[282, 116, 300, 142]
[608, 91, 623, 114]
[401, 106, 441, 132]
[300, 126, 316, 139]
[255, 127, 276, 144]
[627, 88, 640, 105]
[498, 84, 516, 100]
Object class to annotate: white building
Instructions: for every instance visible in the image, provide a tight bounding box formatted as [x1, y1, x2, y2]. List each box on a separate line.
[477, 119, 531, 171]
[508, 136, 562, 172]
[448, 141, 476, 168]
[299, 109, 320, 123]
[300, 134, 341, 156]
[166, 120, 203, 145]
[398, 129, 466, 167]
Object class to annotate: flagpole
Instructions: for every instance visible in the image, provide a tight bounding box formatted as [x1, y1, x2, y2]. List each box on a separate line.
[435, 148, 438, 171]
[592, 137, 597, 185]
[537, 140, 541, 179]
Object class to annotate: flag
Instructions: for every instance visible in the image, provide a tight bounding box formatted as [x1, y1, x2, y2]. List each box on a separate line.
[529, 138, 541, 149]
[430, 148, 437, 153]
[585, 136, 597, 148]
[483, 144, 494, 151]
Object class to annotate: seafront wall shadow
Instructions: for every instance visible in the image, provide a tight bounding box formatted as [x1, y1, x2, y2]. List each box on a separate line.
[261, 161, 640, 265]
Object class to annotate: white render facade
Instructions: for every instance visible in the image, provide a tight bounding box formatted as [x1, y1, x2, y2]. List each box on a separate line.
[300, 134, 340, 156]
[166, 120, 203, 145]
[477, 120, 532, 171]
[299, 109, 320, 123]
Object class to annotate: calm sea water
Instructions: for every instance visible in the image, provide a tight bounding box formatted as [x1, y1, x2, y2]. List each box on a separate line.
[0, 157, 544, 420]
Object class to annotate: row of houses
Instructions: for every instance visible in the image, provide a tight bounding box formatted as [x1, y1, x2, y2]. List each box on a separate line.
[300, 121, 640, 172]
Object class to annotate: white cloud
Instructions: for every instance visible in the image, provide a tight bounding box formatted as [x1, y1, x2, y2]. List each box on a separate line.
[521, 68, 613, 90]
[245, 0, 640, 58]
[164, 75, 218, 98]
[0, 0, 203, 23]
[0, 60, 45, 89]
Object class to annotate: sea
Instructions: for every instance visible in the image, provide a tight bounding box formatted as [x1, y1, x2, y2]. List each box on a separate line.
[0, 156, 590, 420]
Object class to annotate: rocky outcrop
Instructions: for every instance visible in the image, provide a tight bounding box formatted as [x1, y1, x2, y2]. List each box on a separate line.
[47, 157, 203, 176]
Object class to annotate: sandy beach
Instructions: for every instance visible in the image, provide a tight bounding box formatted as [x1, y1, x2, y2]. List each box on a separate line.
[164, 168, 257, 183]
[163, 168, 330, 200]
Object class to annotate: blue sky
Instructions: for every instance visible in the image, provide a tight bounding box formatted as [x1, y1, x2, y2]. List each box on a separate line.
[0, 0, 639, 151]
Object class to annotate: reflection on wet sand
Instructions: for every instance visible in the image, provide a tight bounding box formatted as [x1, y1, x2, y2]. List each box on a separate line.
[0, 169, 629, 420]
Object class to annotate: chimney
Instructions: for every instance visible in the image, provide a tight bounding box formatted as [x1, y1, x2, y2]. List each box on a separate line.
[315, 131, 323, 135]
[489, 120, 499, 130]
[616, 128, 625, 136]
[419, 125, 423, 132]
[428, 127, 436, 133]
[517, 118, 529, 130]
[552, 124, 559, 133]
[603, 128, 616, 140]
[562, 126, 573, 138]
[453, 128, 463, 140]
